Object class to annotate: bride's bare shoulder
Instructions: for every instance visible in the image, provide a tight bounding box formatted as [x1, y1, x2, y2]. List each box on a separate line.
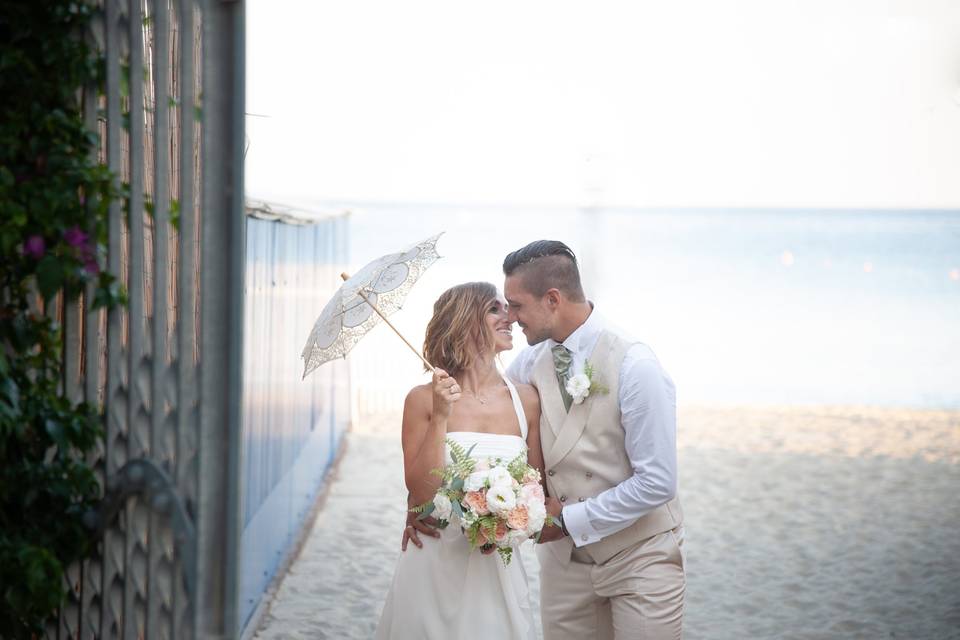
[404, 383, 432, 409]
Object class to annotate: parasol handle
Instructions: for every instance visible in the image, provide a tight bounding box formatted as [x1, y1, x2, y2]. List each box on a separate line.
[341, 272, 436, 373]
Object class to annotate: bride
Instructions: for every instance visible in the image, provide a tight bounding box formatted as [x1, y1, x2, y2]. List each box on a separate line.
[375, 282, 545, 639]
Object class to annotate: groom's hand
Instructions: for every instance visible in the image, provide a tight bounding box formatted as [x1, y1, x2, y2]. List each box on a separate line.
[537, 496, 567, 544]
[401, 509, 440, 551]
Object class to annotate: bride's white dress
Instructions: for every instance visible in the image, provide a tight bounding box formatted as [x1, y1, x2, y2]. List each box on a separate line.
[374, 377, 536, 640]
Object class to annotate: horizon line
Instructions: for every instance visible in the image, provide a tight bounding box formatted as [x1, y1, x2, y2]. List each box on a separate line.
[243, 194, 960, 216]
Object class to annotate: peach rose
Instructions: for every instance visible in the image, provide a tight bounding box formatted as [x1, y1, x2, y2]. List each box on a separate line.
[496, 520, 508, 543]
[464, 490, 490, 515]
[506, 505, 529, 531]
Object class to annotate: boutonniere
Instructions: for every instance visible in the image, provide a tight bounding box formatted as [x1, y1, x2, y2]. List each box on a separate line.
[565, 360, 610, 405]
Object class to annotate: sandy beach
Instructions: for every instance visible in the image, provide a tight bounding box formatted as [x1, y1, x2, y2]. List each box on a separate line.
[253, 406, 960, 639]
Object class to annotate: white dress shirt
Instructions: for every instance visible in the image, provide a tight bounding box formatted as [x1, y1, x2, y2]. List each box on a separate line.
[505, 309, 679, 546]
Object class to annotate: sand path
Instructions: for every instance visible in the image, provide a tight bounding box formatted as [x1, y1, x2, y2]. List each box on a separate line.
[254, 406, 960, 639]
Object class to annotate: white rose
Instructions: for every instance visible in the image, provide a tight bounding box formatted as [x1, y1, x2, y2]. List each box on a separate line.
[432, 493, 452, 521]
[525, 501, 547, 534]
[519, 482, 545, 506]
[464, 469, 489, 492]
[565, 373, 591, 404]
[474, 458, 491, 471]
[487, 466, 513, 489]
[485, 485, 517, 515]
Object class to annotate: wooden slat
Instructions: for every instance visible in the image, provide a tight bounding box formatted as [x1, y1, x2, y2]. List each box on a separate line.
[150, 0, 171, 467]
[106, 0, 126, 486]
[175, 0, 196, 504]
[26, 281, 41, 316]
[123, 4, 149, 640]
[148, 0, 174, 636]
[99, 0, 125, 637]
[128, 0, 147, 449]
[126, 2, 154, 639]
[45, 292, 61, 326]
[175, 1, 197, 634]
[54, 68, 97, 638]
[64, 296, 83, 405]
[83, 279, 99, 404]
[75, 9, 104, 638]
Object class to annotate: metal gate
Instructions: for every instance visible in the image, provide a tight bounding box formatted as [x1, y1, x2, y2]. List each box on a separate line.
[50, 0, 245, 637]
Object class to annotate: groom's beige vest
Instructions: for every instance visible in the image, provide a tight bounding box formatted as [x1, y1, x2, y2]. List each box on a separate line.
[534, 329, 683, 565]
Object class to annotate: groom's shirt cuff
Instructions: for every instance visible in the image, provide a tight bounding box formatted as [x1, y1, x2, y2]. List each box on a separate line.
[561, 503, 602, 547]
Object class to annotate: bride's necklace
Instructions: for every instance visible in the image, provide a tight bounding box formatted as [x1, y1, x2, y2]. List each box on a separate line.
[462, 380, 503, 405]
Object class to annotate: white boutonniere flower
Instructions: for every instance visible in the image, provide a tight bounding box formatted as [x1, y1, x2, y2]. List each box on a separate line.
[564, 360, 609, 405]
[565, 374, 591, 404]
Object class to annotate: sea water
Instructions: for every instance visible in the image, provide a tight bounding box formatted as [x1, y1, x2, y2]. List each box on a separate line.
[343, 204, 960, 408]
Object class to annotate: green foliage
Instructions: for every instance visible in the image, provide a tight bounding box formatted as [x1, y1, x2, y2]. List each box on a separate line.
[0, 1, 124, 635]
[443, 439, 477, 481]
[449, 498, 463, 520]
[408, 502, 430, 514]
[584, 359, 610, 395]
[409, 500, 439, 519]
[534, 516, 557, 543]
[506, 451, 529, 481]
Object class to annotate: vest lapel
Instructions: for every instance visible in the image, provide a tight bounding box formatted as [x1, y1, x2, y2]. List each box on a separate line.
[544, 331, 615, 469]
[533, 347, 566, 436]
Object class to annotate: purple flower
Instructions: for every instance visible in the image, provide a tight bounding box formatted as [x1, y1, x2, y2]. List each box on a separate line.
[64, 226, 88, 248]
[23, 235, 45, 259]
[78, 243, 96, 262]
[83, 258, 100, 276]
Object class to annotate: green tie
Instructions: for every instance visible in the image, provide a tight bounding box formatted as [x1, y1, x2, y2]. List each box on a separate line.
[552, 344, 573, 412]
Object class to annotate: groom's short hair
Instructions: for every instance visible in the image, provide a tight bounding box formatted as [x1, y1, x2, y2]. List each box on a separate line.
[502, 240, 585, 302]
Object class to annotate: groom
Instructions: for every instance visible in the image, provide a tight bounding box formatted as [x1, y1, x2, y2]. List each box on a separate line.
[501, 240, 685, 639]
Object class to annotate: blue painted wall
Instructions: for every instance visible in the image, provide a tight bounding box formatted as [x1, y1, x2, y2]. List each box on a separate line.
[239, 213, 351, 632]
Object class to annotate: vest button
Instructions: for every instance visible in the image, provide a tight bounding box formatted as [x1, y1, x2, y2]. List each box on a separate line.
[578, 497, 585, 502]
[547, 469, 555, 476]
[585, 472, 593, 478]
[581, 534, 588, 542]
[560, 495, 567, 502]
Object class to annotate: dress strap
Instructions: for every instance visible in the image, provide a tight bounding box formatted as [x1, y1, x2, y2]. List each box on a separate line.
[501, 374, 528, 440]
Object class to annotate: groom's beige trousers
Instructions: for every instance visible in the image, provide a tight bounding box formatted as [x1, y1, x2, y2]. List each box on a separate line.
[538, 525, 686, 640]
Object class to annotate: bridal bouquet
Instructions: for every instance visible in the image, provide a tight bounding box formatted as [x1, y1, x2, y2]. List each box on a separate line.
[412, 439, 552, 565]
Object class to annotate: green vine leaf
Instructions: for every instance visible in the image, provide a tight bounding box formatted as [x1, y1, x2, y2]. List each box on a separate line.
[36, 256, 64, 300]
[0, 0, 124, 633]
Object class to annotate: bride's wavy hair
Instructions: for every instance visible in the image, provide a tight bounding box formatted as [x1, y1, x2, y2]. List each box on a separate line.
[423, 282, 498, 375]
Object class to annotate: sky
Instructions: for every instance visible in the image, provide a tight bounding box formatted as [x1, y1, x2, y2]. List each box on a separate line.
[246, 0, 960, 210]
[245, 1, 959, 409]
